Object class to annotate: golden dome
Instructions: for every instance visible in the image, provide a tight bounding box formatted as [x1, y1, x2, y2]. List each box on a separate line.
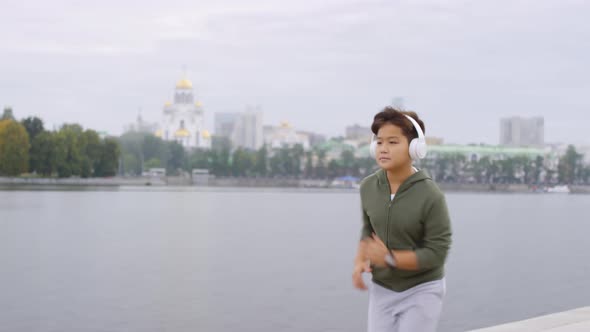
[195, 101, 203, 107]
[155, 129, 163, 138]
[164, 101, 172, 107]
[176, 78, 193, 89]
[174, 128, 190, 137]
[280, 121, 292, 128]
[201, 130, 211, 139]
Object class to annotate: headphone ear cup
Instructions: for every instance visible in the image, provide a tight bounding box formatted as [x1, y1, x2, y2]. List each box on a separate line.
[416, 139, 427, 159]
[408, 139, 417, 160]
[409, 138, 427, 160]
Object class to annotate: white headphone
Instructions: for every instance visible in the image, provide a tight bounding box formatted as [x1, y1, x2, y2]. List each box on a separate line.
[369, 114, 427, 160]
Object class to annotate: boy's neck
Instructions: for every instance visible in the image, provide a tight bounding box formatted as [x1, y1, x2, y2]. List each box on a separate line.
[385, 165, 416, 188]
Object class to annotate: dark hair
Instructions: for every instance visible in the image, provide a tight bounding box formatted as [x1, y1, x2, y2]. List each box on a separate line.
[371, 106, 426, 143]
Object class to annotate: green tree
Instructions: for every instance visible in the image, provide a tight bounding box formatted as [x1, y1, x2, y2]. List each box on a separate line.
[508, 155, 534, 184]
[119, 132, 145, 173]
[532, 156, 544, 184]
[467, 157, 484, 183]
[270, 147, 291, 177]
[315, 149, 327, 179]
[269, 152, 283, 177]
[231, 148, 256, 177]
[119, 132, 171, 174]
[476, 156, 495, 184]
[340, 149, 356, 176]
[142, 134, 168, 164]
[83, 130, 102, 175]
[486, 158, 500, 184]
[304, 150, 313, 178]
[21, 117, 45, 141]
[0, 120, 29, 176]
[434, 154, 450, 182]
[55, 124, 84, 178]
[268, 146, 302, 177]
[189, 149, 211, 170]
[582, 165, 590, 184]
[210, 147, 231, 177]
[122, 153, 140, 176]
[166, 141, 186, 175]
[358, 157, 377, 178]
[80, 156, 93, 178]
[327, 159, 340, 178]
[520, 157, 533, 184]
[545, 169, 556, 184]
[291, 144, 305, 178]
[452, 154, 467, 182]
[498, 158, 516, 183]
[52, 131, 68, 177]
[94, 138, 120, 177]
[30, 131, 57, 176]
[254, 145, 268, 177]
[280, 147, 293, 176]
[558, 145, 582, 184]
[144, 158, 162, 169]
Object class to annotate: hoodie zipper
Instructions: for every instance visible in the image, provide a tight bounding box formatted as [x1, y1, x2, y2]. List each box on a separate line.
[386, 195, 392, 248]
[384, 169, 417, 249]
[386, 178, 395, 249]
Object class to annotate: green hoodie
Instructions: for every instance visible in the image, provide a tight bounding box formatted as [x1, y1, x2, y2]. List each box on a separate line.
[359, 168, 452, 292]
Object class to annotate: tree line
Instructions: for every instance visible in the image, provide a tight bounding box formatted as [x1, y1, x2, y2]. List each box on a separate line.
[0, 108, 119, 177]
[121, 130, 589, 185]
[2, 106, 589, 185]
[420, 146, 589, 185]
[118, 132, 379, 179]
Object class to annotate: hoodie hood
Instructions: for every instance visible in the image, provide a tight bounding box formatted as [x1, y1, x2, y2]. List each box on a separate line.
[376, 168, 431, 195]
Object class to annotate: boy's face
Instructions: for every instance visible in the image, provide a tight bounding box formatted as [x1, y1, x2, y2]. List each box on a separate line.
[375, 123, 411, 171]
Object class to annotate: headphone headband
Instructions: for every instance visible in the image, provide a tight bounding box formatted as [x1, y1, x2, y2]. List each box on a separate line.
[403, 114, 424, 140]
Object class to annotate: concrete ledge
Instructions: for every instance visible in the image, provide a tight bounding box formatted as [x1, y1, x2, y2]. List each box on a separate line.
[469, 307, 590, 331]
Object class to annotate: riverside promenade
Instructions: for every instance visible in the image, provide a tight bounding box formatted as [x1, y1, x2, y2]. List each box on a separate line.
[469, 307, 590, 331]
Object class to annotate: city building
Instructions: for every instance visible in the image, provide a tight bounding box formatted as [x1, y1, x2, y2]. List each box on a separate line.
[214, 108, 264, 150]
[500, 116, 544, 147]
[214, 112, 240, 138]
[345, 124, 371, 140]
[263, 122, 310, 150]
[155, 77, 211, 149]
[125, 112, 158, 134]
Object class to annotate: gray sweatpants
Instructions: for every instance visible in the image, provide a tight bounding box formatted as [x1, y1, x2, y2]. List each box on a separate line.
[367, 279, 445, 332]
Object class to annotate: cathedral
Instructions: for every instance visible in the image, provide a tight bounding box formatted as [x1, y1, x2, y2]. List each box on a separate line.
[155, 77, 211, 149]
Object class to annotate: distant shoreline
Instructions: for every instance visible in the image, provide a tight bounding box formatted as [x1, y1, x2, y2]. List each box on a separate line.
[1, 176, 589, 194]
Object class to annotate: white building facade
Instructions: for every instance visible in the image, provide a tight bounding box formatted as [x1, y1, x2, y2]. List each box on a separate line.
[155, 78, 211, 149]
[263, 122, 310, 150]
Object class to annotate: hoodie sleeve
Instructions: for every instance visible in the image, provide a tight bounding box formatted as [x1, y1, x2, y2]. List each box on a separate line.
[415, 194, 452, 270]
[360, 205, 373, 241]
[359, 184, 374, 241]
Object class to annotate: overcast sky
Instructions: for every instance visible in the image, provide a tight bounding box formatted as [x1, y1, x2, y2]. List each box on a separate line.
[1, 0, 589, 145]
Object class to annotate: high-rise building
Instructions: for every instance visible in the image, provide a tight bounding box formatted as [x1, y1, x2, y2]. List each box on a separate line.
[231, 108, 264, 150]
[345, 124, 371, 140]
[296, 130, 326, 147]
[215, 108, 264, 150]
[500, 116, 544, 147]
[214, 112, 240, 138]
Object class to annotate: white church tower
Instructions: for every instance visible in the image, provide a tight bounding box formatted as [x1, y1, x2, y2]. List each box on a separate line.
[155, 77, 211, 149]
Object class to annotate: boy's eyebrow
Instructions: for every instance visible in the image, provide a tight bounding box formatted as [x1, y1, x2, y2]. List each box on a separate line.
[377, 136, 400, 139]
